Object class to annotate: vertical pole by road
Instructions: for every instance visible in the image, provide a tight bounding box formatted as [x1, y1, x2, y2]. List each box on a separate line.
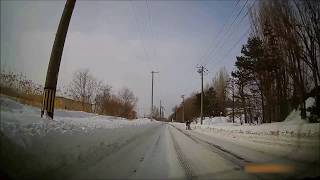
[201, 66, 204, 125]
[175, 108, 177, 122]
[41, 0, 76, 119]
[197, 65, 207, 124]
[181, 95, 185, 122]
[151, 71, 159, 118]
[160, 100, 162, 121]
[162, 106, 165, 121]
[151, 72, 154, 116]
[232, 77, 235, 123]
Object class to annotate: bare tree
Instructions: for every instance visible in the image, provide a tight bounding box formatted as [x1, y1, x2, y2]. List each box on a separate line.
[68, 69, 99, 109]
[94, 84, 112, 113]
[245, 0, 319, 122]
[118, 87, 138, 118]
[212, 67, 229, 116]
[151, 106, 160, 120]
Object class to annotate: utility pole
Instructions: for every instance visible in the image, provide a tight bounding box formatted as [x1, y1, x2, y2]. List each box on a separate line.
[181, 95, 185, 122]
[201, 66, 203, 125]
[159, 100, 162, 121]
[151, 71, 159, 118]
[197, 65, 208, 124]
[162, 107, 165, 121]
[232, 77, 235, 123]
[160, 105, 165, 121]
[41, 0, 76, 119]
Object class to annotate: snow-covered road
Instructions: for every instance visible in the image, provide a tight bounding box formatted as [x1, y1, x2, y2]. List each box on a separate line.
[2, 123, 319, 179]
[169, 124, 319, 179]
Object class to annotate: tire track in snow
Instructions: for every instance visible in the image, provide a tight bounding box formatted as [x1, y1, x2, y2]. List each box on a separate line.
[151, 133, 161, 154]
[46, 124, 163, 179]
[170, 124, 252, 169]
[188, 126, 320, 176]
[170, 125, 297, 180]
[129, 126, 162, 178]
[169, 126, 195, 180]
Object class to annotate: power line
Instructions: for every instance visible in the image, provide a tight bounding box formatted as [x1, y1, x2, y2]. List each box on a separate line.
[207, 21, 250, 67]
[130, 1, 152, 70]
[185, 0, 248, 78]
[210, 28, 250, 70]
[202, 0, 257, 68]
[233, 0, 241, 9]
[223, 0, 249, 37]
[200, 0, 249, 66]
[197, 0, 242, 65]
[199, 0, 249, 66]
[213, 0, 256, 56]
[145, 0, 158, 70]
[205, 0, 256, 69]
[222, 28, 250, 59]
[131, 0, 161, 72]
[186, 0, 241, 75]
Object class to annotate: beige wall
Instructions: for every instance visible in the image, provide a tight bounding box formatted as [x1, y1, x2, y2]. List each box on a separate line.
[1, 88, 92, 113]
[55, 97, 92, 112]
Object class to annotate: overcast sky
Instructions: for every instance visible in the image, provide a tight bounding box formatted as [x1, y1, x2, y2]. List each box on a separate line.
[1, 0, 252, 117]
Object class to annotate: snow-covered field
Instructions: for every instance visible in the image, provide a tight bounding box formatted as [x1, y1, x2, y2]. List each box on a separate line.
[0, 95, 157, 147]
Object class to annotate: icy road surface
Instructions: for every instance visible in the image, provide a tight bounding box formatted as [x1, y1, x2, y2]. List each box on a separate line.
[2, 123, 319, 180]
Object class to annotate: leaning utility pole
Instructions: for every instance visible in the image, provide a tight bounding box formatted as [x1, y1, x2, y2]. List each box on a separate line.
[151, 71, 159, 117]
[181, 95, 185, 122]
[197, 65, 207, 124]
[41, 0, 76, 119]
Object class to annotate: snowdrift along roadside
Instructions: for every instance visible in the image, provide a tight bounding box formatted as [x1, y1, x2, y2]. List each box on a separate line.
[0, 95, 158, 146]
[172, 97, 319, 137]
[192, 121, 320, 137]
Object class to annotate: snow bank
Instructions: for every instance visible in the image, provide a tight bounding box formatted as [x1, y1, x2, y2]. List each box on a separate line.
[172, 119, 319, 138]
[188, 97, 320, 137]
[0, 95, 157, 146]
[193, 121, 319, 137]
[197, 116, 229, 125]
[283, 97, 315, 124]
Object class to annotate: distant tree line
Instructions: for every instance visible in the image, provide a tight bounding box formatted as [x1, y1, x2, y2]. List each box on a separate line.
[68, 69, 138, 119]
[0, 69, 138, 119]
[170, 0, 319, 124]
[168, 68, 230, 123]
